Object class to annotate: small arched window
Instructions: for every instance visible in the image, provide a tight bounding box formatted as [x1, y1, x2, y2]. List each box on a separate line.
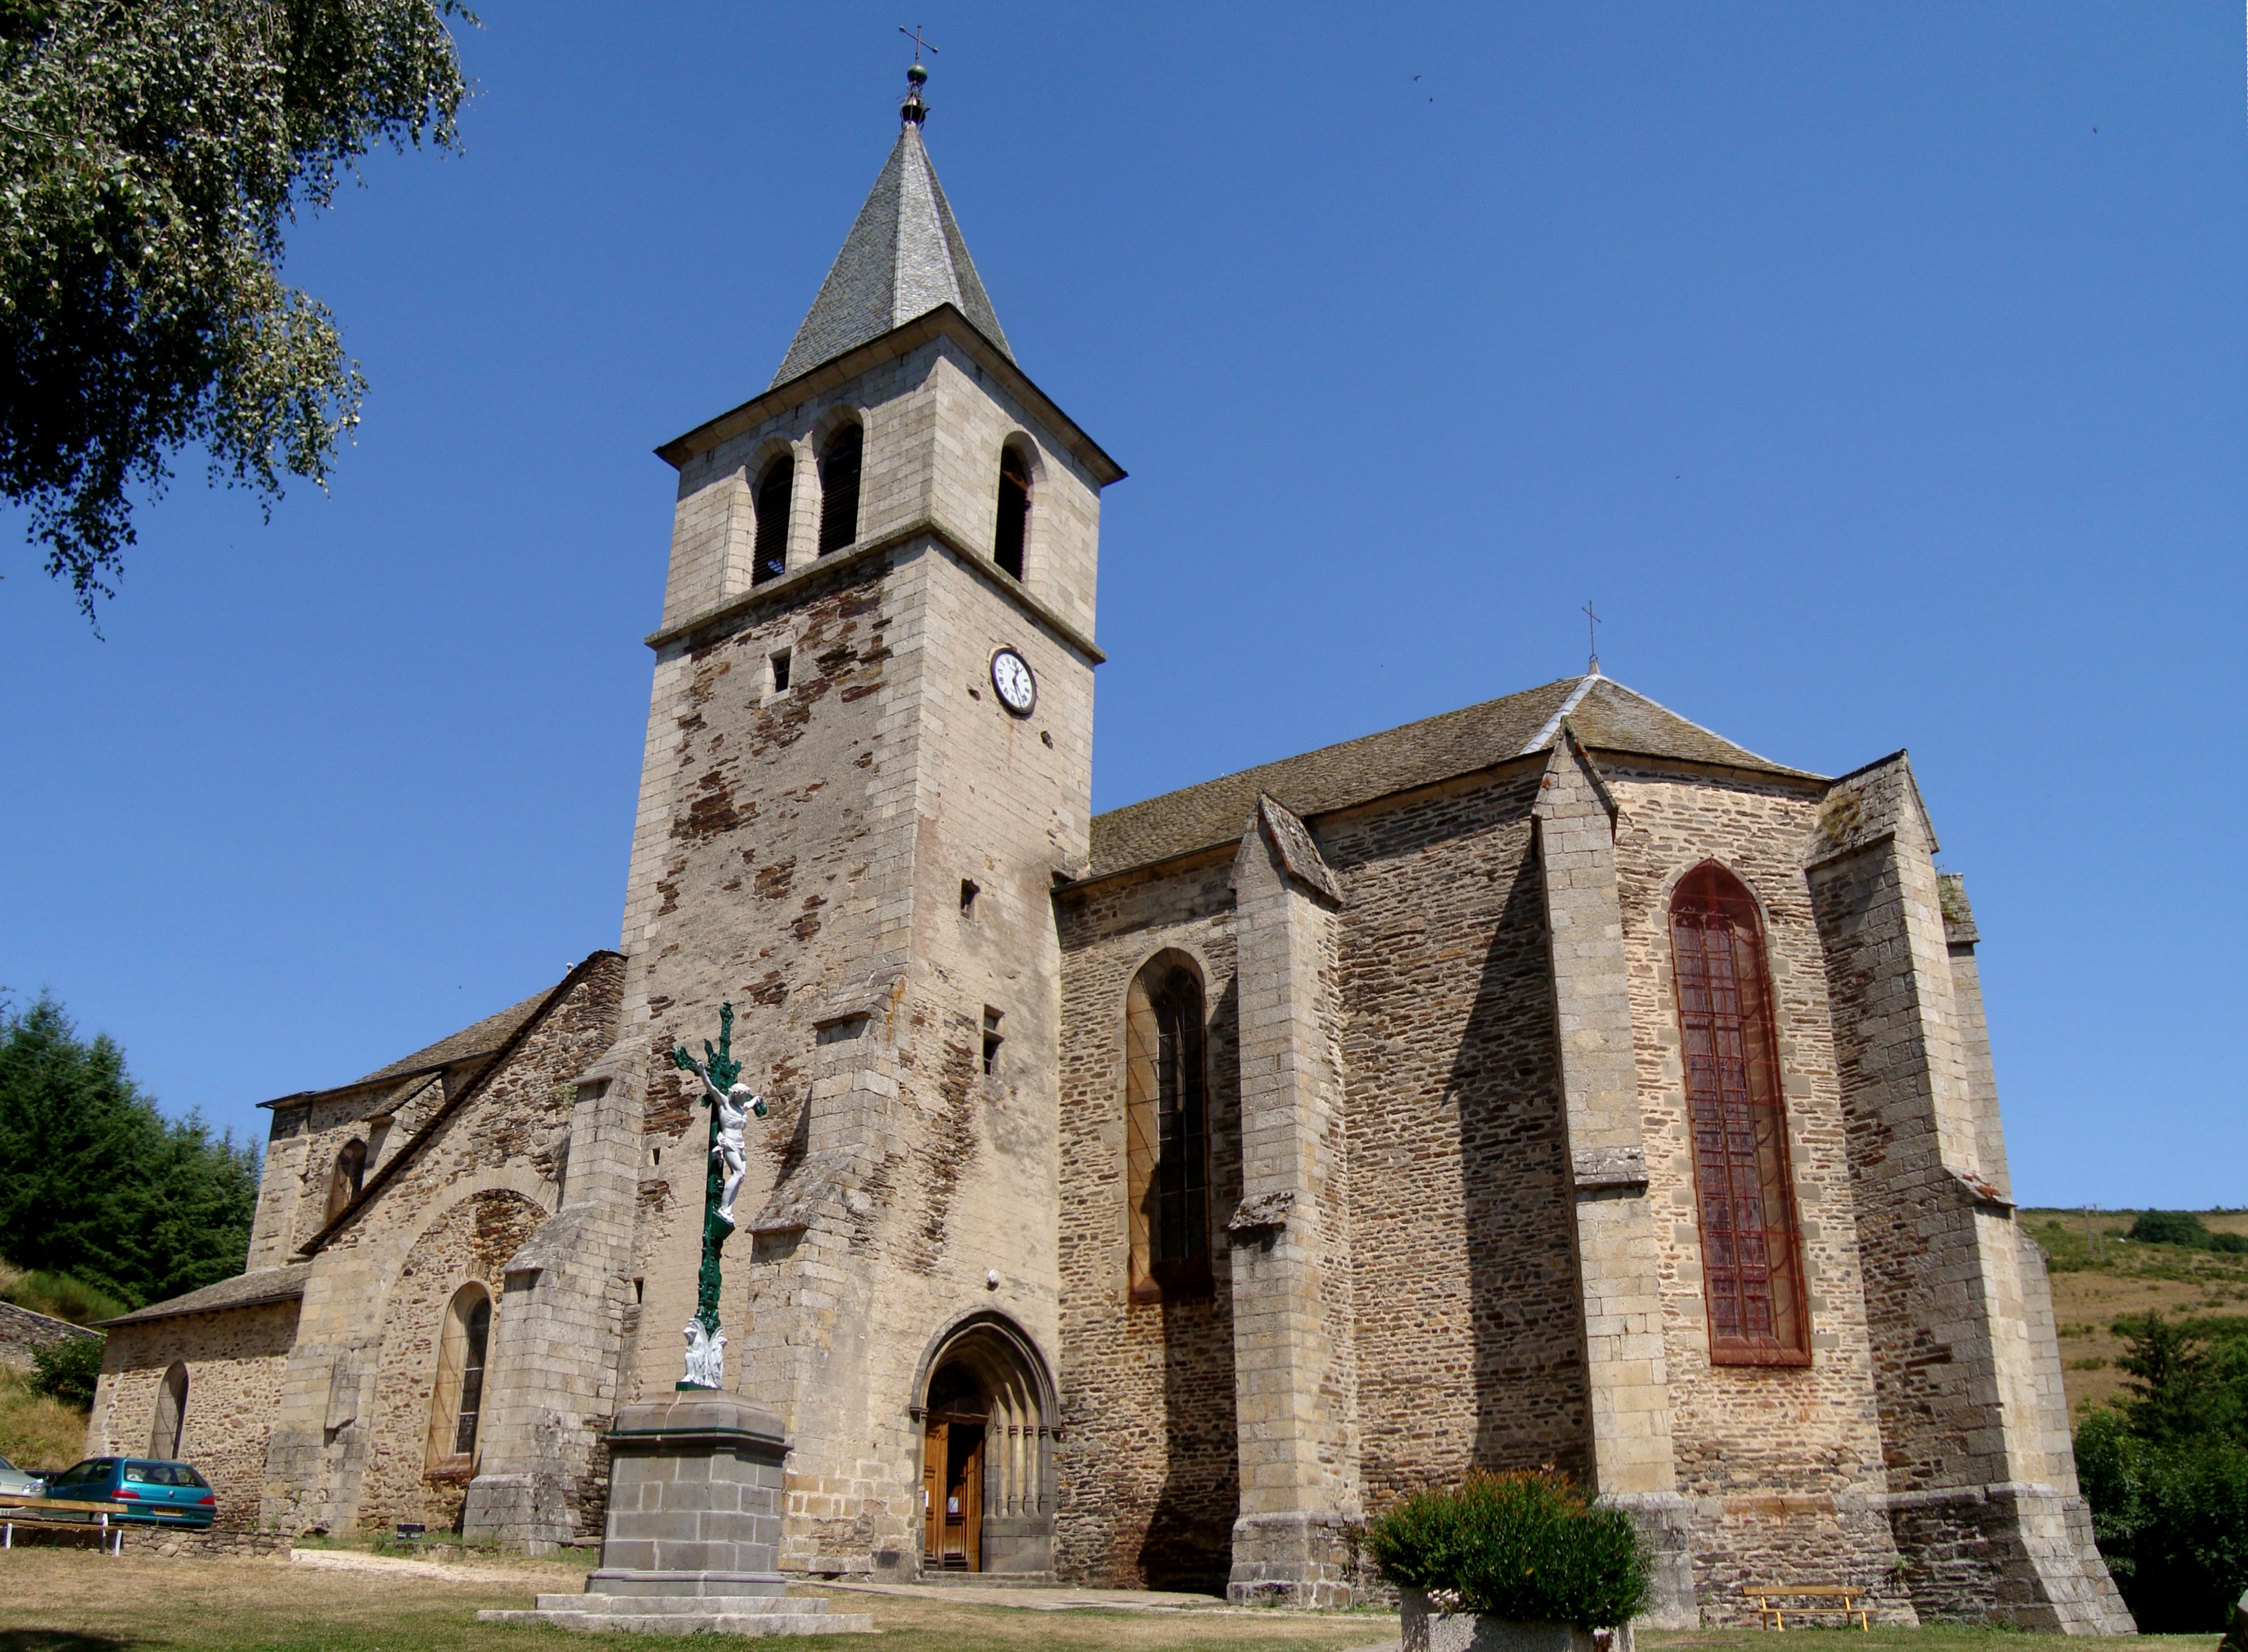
[427, 1284, 493, 1464]
[149, 1362, 188, 1460]
[993, 446, 1030, 581]
[1124, 956, 1209, 1301]
[817, 425, 862, 556]
[1669, 862, 1811, 1367]
[325, 1138, 366, 1224]
[753, 456, 794, 586]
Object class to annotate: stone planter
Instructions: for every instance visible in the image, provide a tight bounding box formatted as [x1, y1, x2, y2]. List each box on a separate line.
[1399, 1589, 1634, 1652]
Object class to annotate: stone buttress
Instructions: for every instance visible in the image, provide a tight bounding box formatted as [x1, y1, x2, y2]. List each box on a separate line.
[1808, 755, 2129, 1632]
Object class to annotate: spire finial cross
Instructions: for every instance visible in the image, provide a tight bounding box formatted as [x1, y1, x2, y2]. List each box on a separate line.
[898, 25, 937, 126]
[1583, 600, 1602, 676]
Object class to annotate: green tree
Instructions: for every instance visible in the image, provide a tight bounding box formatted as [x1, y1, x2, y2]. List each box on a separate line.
[2077, 1312, 2248, 1630]
[1, 0, 471, 620]
[0, 993, 259, 1307]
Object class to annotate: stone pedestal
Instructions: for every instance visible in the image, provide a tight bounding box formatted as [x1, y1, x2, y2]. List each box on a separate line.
[476, 1391, 871, 1637]
[1401, 1591, 1637, 1652]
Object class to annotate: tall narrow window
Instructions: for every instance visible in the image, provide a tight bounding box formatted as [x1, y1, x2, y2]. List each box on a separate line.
[149, 1363, 188, 1459]
[817, 425, 862, 555]
[753, 456, 793, 585]
[428, 1284, 493, 1466]
[325, 1138, 366, 1224]
[1669, 862, 1811, 1366]
[1124, 955, 1209, 1299]
[993, 446, 1030, 581]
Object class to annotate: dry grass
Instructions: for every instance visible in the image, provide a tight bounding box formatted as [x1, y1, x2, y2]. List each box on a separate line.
[0, 1548, 2217, 1652]
[0, 1548, 1395, 1651]
[2018, 1208, 2248, 1417]
[0, 1370, 89, 1475]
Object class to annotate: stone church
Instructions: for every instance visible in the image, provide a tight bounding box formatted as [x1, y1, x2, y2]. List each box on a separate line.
[88, 79, 2129, 1630]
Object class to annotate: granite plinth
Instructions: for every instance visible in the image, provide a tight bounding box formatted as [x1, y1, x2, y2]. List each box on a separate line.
[479, 1391, 871, 1636]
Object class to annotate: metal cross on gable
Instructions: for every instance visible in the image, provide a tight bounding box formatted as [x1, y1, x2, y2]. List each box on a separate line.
[1583, 600, 1602, 675]
[899, 23, 939, 63]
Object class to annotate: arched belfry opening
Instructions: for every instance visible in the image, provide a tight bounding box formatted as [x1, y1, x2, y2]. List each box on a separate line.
[911, 1313, 1056, 1576]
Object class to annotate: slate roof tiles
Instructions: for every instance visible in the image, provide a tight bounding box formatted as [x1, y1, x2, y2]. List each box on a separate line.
[1082, 674, 1815, 882]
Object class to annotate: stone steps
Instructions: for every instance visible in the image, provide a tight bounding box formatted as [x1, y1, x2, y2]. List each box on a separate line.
[478, 1596, 874, 1636]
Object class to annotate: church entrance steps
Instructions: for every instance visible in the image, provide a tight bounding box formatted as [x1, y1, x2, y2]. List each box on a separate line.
[477, 1595, 873, 1636]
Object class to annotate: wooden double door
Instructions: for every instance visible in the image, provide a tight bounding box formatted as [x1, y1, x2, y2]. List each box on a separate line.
[921, 1412, 985, 1571]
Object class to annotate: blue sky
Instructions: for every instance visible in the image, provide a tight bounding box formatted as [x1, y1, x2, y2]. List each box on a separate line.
[2, 5, 2241, 1208]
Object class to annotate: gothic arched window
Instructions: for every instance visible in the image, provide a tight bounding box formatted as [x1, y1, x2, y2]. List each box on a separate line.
[1124, 955, 1209, 1301]
[427, 1284, 493, 1464]
[753, 455, 793, 586]
[325, 1138, 366, 1224]
[1668, 862, 1811, 1366]
[149, 1362, 188, 1459]
[993, 445, 1030, 581]
[817, 424, 862, 555]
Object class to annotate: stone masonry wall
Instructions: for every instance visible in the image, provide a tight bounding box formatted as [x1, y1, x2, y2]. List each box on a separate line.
[93, 1303, 298, 1531]
[1605, 762, 1906, 1617]
[1319, 768, 1592, 1501]
[261, 961, 622, 1537]
[1055, 858, 1242, 1590]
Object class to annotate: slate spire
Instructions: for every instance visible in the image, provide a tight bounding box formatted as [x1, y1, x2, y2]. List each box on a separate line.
[770, 61, 1013, 388]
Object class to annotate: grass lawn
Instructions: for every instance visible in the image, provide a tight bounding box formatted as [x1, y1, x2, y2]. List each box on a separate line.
[0, 1549, 2217, 1652]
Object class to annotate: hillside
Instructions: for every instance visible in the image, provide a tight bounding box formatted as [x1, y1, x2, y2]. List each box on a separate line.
[2017, 1207, 2248, 1417]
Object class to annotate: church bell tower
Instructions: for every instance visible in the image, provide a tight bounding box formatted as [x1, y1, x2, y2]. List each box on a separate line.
[607, 61, 1124, 1578]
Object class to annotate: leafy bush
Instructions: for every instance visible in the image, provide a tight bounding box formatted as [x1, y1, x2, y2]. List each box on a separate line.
[2129, 1210, 2212, 1248]
[1364, 1471, 1650, 1627]
[1, 1269, 128, 1326]
[29, 1334, 104, 1409]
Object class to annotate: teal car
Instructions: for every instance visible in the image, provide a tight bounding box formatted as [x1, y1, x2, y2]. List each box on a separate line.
[42, 1457, 215, 1526]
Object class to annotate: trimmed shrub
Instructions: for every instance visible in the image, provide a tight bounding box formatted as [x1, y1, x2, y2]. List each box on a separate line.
[1364, 1471, 1650, 1628]
[29, 1334, 104, 1410]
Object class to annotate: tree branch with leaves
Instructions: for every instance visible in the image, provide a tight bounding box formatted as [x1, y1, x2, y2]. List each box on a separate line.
[0, 0, 472, 621]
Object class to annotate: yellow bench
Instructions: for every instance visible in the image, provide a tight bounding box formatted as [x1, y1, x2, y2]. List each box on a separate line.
[1744, 1584, 1871, 1630]
[0, 1491, 127, 1556]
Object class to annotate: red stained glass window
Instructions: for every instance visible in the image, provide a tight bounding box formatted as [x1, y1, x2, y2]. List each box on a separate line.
[1669, 862, 1811, 1366]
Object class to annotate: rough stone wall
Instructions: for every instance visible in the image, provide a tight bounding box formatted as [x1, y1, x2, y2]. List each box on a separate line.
[1053, 858, 1242, 1590]
[357, 1189, 547, 1533]
[1604, 761, 1905, 1614]
[1317, 770, 1590, 1501]
[260, 960, 622, 1537]
[91, 1303, 297, 1530]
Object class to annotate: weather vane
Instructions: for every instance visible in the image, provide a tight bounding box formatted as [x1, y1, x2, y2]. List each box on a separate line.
[898, 25, 937, 125]
[1583, 600, 1602, 676]
[669, 1003, 768, 1389]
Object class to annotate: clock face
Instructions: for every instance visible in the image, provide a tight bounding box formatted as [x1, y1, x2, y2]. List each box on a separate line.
[990, 648, 1037, 716]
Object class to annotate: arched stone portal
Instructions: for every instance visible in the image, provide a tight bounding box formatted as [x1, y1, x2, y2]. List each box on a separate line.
[911, 1313, 1056, 1576]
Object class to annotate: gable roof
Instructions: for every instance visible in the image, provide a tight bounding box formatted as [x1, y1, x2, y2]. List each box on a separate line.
[1081, 674, 1817, 882]
[257, 987, 553, 1113]
[772, 124, 1011, 388]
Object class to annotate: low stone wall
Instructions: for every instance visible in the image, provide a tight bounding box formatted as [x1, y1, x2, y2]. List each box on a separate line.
[1, 1522, 291, 1559]
[0, 1299, 96, 1370]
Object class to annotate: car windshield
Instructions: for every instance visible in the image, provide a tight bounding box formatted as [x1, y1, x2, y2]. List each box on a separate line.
[0, 1454, 14, 1471]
